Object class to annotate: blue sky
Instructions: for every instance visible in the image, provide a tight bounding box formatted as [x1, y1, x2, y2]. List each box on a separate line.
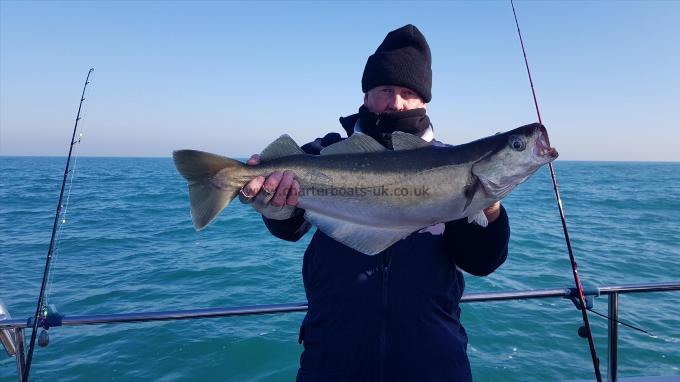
[1, 1, 678, 161]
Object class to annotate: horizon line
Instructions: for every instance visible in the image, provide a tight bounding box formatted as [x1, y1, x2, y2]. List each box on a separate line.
[0, 155, 678, 164]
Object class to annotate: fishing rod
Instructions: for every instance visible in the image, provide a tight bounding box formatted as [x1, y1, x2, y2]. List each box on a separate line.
[509, 2, 603, 381]
[22, 68, 94, 382]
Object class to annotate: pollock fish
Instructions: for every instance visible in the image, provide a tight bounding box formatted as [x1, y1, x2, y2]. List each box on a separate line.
[173, 123, 558, 255]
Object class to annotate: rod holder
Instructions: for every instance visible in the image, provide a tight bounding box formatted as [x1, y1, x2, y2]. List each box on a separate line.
[566, 285, 600, 310]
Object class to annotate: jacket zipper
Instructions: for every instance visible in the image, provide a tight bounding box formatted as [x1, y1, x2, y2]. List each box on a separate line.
[379, 252, 391, 382]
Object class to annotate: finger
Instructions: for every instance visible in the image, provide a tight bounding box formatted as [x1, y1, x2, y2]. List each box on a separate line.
[246, 154, 261, 166]
[239, 187, 255, 204]
[484, 201, 500, 212]
[287, 179, 300, 206]
[263, 171, 283, 194]
[483, 201, 502, 223]
[242, 176, 265, 198]
[272, 171, 294, 207]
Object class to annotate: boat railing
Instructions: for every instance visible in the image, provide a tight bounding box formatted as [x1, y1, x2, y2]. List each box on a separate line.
[2, 281, 679, 382]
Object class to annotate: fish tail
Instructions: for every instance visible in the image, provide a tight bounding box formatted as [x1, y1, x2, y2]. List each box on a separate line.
[173, 150, 246, 230]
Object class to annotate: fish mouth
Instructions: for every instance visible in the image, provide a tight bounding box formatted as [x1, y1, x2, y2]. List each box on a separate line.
[533, 124, 559, 159]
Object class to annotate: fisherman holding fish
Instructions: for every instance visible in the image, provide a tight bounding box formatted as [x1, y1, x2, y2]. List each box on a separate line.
[175, 23, 557, 382]
[242, 25, 508, 382]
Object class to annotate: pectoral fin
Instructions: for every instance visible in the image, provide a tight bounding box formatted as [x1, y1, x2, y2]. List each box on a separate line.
[463, 175, 480, 212]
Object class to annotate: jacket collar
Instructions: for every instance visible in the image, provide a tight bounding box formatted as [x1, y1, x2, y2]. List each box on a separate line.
[353, 120, 434, 142]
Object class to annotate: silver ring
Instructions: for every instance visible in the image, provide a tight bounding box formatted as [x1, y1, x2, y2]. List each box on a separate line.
[238, 187, 255, 204]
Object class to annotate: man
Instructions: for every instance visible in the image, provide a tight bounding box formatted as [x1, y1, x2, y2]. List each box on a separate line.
[240, 24, 509, 382]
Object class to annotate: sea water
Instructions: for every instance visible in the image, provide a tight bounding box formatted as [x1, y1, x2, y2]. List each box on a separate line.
[1, 157, 678, 381]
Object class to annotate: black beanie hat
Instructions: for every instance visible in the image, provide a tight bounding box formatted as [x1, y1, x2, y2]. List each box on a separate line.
[362, 24, 432, 103]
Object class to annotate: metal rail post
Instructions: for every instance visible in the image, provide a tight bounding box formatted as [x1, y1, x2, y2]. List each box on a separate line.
[14, 329, 26, 382]
[608, 292, 619, 382]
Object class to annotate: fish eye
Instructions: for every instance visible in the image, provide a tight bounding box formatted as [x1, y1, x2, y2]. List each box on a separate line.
[509, 135, 526, 151]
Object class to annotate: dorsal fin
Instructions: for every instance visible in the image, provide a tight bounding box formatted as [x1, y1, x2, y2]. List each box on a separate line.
[260, 134, 305, 162]
[391, 131, 431, 151]
[320, 132, 386, 155]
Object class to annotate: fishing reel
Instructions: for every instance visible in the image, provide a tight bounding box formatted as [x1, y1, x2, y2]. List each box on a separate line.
[38, 329, 50, 348]
[564, 286, 598, 339]
[27, 304, 63, 348]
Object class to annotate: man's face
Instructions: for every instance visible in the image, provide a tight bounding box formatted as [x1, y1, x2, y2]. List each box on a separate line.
[364, 85, 426, 113]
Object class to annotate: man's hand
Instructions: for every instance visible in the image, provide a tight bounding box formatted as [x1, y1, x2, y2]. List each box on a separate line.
[483, 201, 501, 224]
[239, 154, 301, 220]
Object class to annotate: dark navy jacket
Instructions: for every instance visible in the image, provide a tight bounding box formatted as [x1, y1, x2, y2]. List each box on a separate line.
[263, 133, 510, 382]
